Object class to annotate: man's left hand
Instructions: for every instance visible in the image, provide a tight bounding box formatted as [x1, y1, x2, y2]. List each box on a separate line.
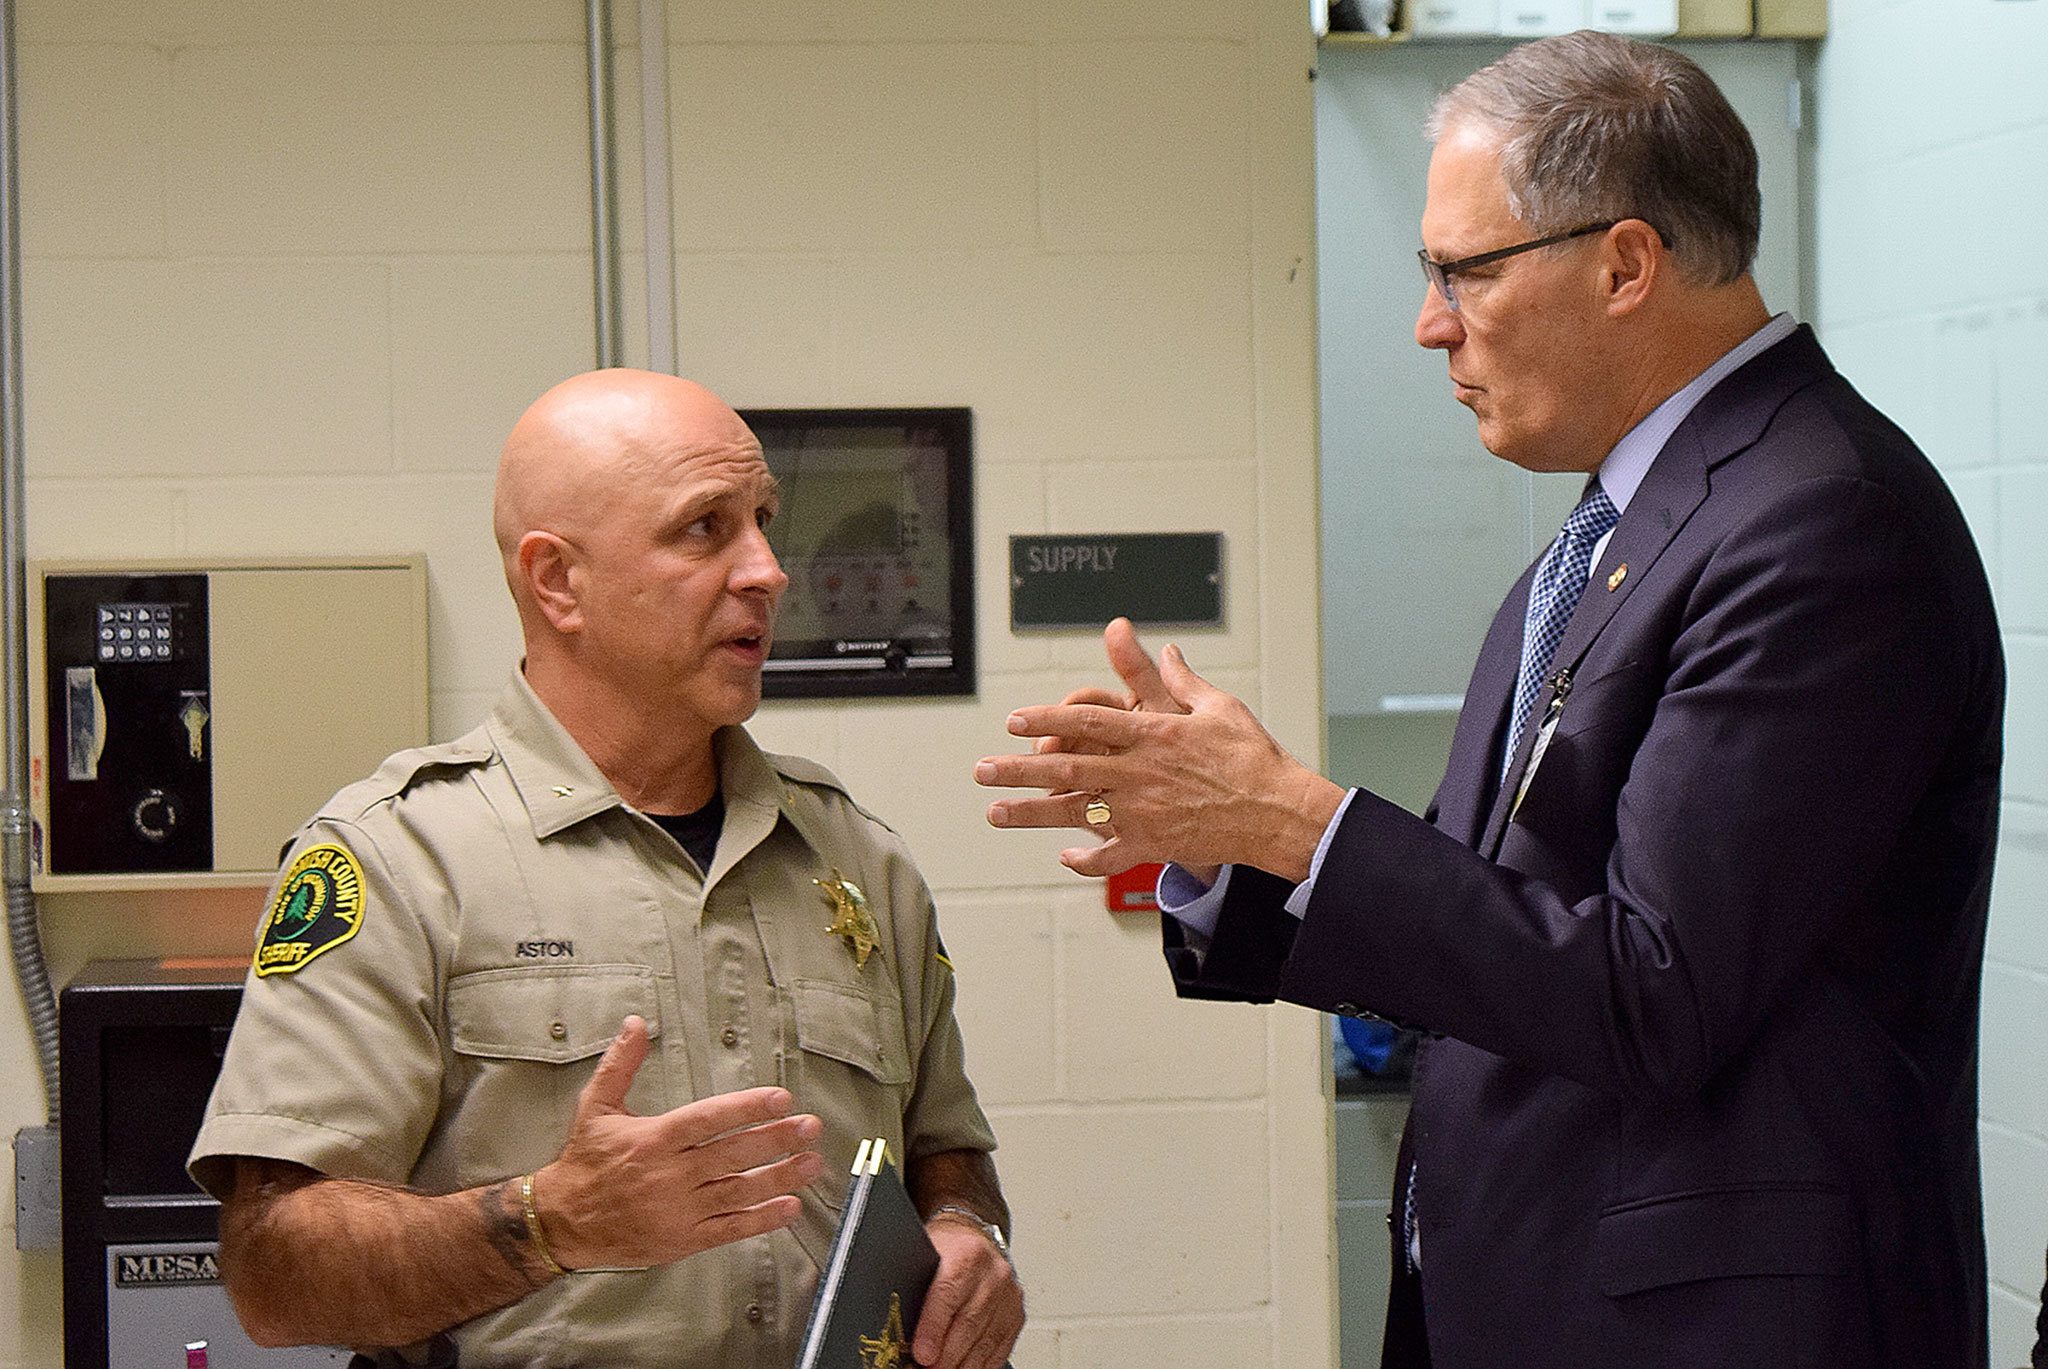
[912, 1218, 1023, 1369]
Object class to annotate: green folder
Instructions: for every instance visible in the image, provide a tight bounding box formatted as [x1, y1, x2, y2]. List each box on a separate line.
[794, 1137, 939, 1369]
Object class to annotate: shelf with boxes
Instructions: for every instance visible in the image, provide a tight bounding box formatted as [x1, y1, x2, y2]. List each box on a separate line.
[1322, 0, 1824, 43]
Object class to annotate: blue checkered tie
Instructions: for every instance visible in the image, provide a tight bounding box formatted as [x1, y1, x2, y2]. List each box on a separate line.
[1501, 481, 1619, 781]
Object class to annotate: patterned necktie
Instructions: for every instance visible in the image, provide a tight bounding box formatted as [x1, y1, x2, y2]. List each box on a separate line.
[1501, 481, 1619, 781]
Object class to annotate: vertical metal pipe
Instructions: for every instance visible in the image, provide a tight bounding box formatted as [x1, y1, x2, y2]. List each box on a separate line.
[585, 0, 623, 369]
[638, 0, 676, 375]
[0, 0, 25, 778]
[0, 0, 61, 1123]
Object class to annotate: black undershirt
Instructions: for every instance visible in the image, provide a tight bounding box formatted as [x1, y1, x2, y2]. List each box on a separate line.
[648, 793, 723, 876]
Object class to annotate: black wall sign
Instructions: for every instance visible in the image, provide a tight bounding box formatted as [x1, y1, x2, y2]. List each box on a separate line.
[1009, 533, 1223, 629]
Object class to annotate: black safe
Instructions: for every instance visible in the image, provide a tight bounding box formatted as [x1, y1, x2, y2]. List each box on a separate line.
[43, 572, 215, 875]
[60, 959, 346, 1368]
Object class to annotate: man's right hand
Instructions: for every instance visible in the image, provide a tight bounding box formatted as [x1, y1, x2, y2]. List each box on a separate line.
[531, 1015, 825, 1270]
[1022, 618, 1220, 886]
[215, 1017, 823, 1348]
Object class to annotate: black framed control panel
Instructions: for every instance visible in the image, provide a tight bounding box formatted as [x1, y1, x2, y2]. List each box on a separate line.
[745, 407, 974, 699]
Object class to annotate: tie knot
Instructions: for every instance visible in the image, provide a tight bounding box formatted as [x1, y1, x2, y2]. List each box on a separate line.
[1562, 485, 1619, 544]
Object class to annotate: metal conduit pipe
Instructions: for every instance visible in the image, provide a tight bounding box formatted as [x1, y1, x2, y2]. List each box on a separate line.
[586, 0, 623, 370]
[0, 0, 60, 1124]
[638, 0, 677, 375]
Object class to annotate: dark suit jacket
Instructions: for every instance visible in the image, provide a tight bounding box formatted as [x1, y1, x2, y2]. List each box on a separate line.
[1171, 328, 2001, 1368]
[2035, 1249, 2048, 1369]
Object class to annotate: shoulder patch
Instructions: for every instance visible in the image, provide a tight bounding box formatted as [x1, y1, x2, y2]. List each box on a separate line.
[255, 843, 367, 977]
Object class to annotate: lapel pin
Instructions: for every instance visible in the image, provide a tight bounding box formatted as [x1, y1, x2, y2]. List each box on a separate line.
[1606, 563, 1628, 592]
[551, 785, 575, 797]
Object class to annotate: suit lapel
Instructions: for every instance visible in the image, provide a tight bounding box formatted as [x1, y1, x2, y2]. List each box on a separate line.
[1472, 326, 1834, 860]
[1476, 448, 1708, 857]
[1550, 431, 1711, 683]
[1432, 566, 1533, 848]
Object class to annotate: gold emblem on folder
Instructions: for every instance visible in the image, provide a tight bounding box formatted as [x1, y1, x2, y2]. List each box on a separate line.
[858, 1292, 910, 1369]
[1606, 563, 1628, 592]
[816, 870, 880, 969]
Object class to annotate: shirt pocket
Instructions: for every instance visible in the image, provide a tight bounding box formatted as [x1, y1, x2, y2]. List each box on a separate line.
[788, 977, 911, 1211]
[439, 964, 668, 1189]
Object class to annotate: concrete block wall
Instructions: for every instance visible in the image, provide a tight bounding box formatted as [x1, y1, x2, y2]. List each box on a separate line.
[1810, 2, 2048, 1361]
[2, 3, 1333, 1366]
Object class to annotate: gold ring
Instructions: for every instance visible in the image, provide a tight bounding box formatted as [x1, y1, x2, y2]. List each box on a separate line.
[1084, 796, 1113, 827]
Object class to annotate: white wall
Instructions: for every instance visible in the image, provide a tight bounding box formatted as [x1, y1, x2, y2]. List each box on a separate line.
[2, 4, 1334, 1367]
[1809, 2, 2048, 1362]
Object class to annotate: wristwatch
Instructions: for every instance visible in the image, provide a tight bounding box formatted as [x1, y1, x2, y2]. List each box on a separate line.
[928, 1204, 1012, 1265]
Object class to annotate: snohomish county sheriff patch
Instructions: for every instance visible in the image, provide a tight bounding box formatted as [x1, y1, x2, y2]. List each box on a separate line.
[255, 843, 367, 977]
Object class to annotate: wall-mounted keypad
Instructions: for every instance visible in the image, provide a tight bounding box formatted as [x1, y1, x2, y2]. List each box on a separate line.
[96, 604, 177, 662]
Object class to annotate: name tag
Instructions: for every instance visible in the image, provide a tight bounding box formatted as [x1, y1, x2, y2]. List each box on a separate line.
[1510, 710, 1561, 820]
[1510, 668, 1572, 820]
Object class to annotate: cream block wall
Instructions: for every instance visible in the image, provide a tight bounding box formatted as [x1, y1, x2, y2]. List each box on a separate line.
[28, 259, 395, 477]
[1811, 2, 2048, 1362]
[3, 3, 1330, 1368]
[825, 252, 1258, 467]
[670, 45, 1037, 254]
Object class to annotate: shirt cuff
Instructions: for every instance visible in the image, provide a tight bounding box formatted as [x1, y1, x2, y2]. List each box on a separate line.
[1282, 789, 1357, 920]
[1156, 862, 1234, 940]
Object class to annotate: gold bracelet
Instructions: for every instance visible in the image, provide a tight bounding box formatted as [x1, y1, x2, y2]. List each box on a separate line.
[519, 1174, 565, 1277]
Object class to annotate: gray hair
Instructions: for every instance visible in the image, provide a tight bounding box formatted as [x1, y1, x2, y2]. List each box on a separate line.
[1426, 31, 1760, 286]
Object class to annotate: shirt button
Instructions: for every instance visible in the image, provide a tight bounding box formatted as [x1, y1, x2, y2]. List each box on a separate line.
[745, 1302, 764, 1324]
[721, 1025, 739, 1048]
[549, 1021, 568, 1040]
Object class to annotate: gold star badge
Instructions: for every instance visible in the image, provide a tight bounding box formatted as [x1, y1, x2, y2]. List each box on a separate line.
[858, 1292, 909, 1369]
[815, 869, 880, 970]
[1606, 563, 1628, 592]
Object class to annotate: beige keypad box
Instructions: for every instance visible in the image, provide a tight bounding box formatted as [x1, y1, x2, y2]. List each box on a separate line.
[28, 556, 429, 891]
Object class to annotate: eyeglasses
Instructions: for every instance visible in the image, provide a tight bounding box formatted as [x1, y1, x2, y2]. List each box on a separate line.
[1418, 221, 1618, 314]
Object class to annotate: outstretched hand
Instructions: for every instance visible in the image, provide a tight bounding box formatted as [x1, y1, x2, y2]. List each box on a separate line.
[532, 1015, 825, 1271]
[975, 618, 1343, 881]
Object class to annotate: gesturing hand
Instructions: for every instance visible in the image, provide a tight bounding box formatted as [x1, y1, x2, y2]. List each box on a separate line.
[531, 1015, 825, 1271]
[1029, 616, 1186, 751]
[975, 618, 1343, 881]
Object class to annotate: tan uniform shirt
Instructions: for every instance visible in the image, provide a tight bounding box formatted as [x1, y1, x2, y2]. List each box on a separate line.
[190, 673, 996, 1369]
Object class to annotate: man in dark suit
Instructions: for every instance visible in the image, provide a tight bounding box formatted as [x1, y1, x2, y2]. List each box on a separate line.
[974, 31, 2000, 1369]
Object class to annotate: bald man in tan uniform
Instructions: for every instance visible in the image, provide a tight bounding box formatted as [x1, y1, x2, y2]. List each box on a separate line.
[190, 372, 1023, 1369]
